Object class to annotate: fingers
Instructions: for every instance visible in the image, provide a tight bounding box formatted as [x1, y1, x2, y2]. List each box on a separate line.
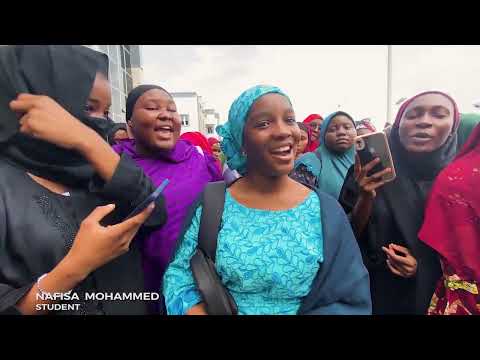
[354, 154, 361, 180]
[389, 244, 410, 255]
[9, 99, 33, 113]
[386, 259, 405, 277]
[109, 202, 155, 237]
[9, 94, 41, 113]
[361, 157, 381, 175]
[382, 246, 412, 266]
[16, 93, 39, 101]
[363, 179, 387, 193]
[85, 204, 116, 223]
[370, 167, 392, 180]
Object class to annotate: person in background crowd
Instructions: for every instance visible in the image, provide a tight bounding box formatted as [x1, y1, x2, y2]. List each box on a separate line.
[302, 114, 323, 152]
[295, 122, 311, 159]
[106, 122, 129, 145]
[355, 118, 377, 136]
[457, 113, 480, 151]
[0, 45, 166, 315]
[291, 111, 356, 198]
[82, 54, 129, 146]
[384, 121, 393, 136]
[180, 131, 221, 171]
[208, 137, 223, 164]
[208, 135, 241, 185]
[419, 123, 480, 315]
[180, 131, 211, 155]
[340, 91, 460, 314]
[113, 85, 223, 313]
[163, 85, 371, 315]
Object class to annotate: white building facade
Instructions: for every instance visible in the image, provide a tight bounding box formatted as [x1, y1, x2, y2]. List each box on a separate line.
[171, 92, 220, 137]
[86, 45, 143, 123]
[203, 108, 221, 137]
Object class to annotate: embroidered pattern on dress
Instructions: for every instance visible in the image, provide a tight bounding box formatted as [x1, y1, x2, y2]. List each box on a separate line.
[33, 195, 76, 252]
[33, 194, 94, 315]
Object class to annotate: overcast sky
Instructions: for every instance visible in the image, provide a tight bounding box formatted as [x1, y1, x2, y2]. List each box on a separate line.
[141, 45, 480, 130]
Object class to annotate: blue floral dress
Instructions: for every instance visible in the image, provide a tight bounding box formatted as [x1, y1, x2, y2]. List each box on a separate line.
[163, 190, 324, 315]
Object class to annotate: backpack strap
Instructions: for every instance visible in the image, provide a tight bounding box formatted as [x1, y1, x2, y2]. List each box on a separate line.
[198, 181, 227, 262]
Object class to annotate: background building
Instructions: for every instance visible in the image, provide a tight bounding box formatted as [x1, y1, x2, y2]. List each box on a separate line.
[171, 92, 220, 137]
[203, 108, 221, 137]
[86, 45, 143, 122]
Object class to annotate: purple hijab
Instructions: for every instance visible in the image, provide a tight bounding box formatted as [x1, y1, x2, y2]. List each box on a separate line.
[113, 138, 222, 304]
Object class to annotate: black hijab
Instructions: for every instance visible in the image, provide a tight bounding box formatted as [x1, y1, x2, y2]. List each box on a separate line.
[125, 84, 170, 121]
[339, 91, 460, 314]
[388, 91, 459, 198]
[0, 45, 110, 188]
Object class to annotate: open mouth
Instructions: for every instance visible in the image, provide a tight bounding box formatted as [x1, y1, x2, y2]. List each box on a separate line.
[270, 144, 294, 160]
[411, 132, 432, 143]
[154, 124, 174, 135]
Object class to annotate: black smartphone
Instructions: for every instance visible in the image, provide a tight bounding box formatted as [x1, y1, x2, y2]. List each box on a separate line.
[124, 179, 169, 220]
[355, 132, 396, 182]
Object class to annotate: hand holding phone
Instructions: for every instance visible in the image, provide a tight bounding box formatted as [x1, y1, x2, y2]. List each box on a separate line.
[354, 132, 396, 198]
[124, 179, 169, 220]
[355, 131, 396, 182]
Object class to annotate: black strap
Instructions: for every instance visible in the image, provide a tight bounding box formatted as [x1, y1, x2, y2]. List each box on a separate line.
[198, 181, 226, 263]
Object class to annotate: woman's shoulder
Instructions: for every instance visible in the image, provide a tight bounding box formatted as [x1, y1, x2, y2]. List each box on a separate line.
[313, 189, 351, 229]
[296, 151, 320, 164]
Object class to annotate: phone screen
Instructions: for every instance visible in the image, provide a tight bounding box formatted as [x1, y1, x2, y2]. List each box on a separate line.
[124, 178, 169, 220]
[355, 132, 396, 182]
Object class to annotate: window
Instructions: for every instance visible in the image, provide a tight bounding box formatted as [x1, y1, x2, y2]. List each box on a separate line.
[180, 114, 190, 126]
[206, 125, 214, 134]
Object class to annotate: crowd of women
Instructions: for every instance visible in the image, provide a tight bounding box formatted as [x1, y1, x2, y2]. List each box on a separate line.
[0, 45, 479, 315]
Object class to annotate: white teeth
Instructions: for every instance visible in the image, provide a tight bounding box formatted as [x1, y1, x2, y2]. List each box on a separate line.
[272, 146, 291, 153]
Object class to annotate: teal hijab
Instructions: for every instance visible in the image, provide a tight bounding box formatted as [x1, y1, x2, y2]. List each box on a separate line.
[216, 85, 290, 176]
[294, 111, 356, 199]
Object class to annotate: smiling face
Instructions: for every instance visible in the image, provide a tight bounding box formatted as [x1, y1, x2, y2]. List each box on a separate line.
[243, 93, 300, 176]
[398, 93, 455, 153]
[324, 114, 357, 153]
[127, 88, 181, 154]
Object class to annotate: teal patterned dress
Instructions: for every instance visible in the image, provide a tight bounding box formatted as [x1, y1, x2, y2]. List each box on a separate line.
[163, 190, 324, 315]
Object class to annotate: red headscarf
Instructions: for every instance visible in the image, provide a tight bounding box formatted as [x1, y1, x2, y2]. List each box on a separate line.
[207, 137, 220, 147]
[356, 118, 377, 132]
[303, 114, 323, 152]
[419, 123, 480, 281]
[180, 131, 213, 155]
[181, 132, 223, 171]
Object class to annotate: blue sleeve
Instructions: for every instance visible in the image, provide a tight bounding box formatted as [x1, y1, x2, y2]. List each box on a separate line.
[162, 205, 204, 315]
[300, 192, 372, 315]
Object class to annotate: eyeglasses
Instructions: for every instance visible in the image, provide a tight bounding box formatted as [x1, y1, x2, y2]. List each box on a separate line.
[308, 123, 321, 130]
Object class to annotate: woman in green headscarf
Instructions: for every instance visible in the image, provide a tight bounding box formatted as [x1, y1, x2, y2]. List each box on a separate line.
[291, 111, 357, 199]
[458, 113, 480, 151]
